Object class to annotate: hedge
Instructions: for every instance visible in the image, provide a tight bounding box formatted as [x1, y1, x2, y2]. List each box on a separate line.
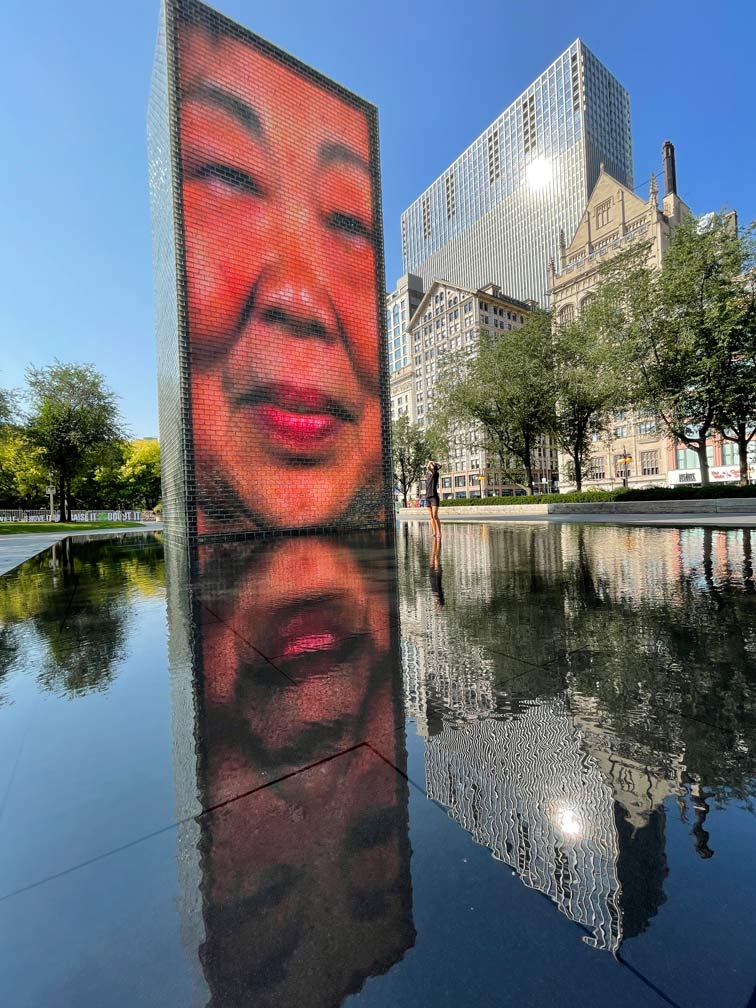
[437, 484, 756, 506]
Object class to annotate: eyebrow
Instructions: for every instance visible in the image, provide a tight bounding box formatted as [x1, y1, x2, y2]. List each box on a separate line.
[318, 141, 370, 174]
[185, 82, 263, 138]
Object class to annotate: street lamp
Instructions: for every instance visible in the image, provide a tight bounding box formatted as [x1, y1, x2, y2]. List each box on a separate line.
[618, 445, 633, 488]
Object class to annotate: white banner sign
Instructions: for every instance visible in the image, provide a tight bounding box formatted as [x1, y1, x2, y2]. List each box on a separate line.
[667, 466, 741, 486]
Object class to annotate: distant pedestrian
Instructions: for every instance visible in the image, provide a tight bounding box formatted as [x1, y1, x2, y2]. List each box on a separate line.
[425, 460, 442, 539]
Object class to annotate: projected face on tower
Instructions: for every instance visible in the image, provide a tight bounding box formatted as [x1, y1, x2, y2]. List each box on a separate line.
[176, 12, 384, 534]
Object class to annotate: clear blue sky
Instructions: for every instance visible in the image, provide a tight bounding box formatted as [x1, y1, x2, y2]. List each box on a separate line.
[2, 0, 754, 437]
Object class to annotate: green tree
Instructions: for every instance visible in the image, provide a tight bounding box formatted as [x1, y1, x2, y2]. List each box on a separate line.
[392, 416, 431, 507]
[0, 386, 16, 426]
[551, 301, 631, 491]
[24, 362, 126, 521]
[602, 214, 754, 485]
[434, 313, 556, 493]
[713, 246, 756, 484]
[0, 429, 48, 507]
[119, 438, 161, 508]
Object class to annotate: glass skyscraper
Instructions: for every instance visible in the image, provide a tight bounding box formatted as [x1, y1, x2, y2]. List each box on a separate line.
[400, 40, 632, 304]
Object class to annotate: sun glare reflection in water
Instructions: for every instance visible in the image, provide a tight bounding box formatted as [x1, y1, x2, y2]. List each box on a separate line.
[555, 807, 582, 838]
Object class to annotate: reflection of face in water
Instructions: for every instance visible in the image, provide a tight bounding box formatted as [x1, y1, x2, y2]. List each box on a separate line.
[177, 11, 384, 534]
[194, 536, 413, 1007]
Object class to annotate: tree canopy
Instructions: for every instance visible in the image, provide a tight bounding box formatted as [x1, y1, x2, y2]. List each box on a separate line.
[24, 362, 127, 520]
[433, 312, 556, 492]
[392, 416, 431, 507]
[599, 214, 756, 484]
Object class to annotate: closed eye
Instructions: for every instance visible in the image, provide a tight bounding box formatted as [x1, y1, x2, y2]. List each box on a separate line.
[193, 162, 263, 196]
[326, 211, 374, 242]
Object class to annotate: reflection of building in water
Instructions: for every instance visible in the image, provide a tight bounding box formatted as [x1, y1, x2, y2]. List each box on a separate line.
[570, 691, 685, 831]
[424, 697, 623, 952]
[402, 618, 497, 737]
[401, 528, 497, 735]
[399, 522, 682, 950]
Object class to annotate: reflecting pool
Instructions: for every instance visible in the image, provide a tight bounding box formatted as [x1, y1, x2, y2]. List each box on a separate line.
[1, 523, 755, 1007]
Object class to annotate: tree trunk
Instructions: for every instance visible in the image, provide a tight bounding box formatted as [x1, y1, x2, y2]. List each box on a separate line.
[65, 477, 72, 521]
[696, 438, 710, 486]
[523, 432, 534, 494]
[574, 451, 583, 492]
[737, 425, 749, 485]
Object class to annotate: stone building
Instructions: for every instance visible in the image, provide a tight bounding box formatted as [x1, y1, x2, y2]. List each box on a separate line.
[550, 142, 745, 491]
[390, 279, 559, 500]
[549, 142, 690, 491]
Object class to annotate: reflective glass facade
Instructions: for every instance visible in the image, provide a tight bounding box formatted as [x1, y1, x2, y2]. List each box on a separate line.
[401, 40, 632, 304]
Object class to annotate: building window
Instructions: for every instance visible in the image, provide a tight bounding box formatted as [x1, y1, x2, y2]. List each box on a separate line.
[558, 304, 575, 324]
[675, 446, 713, 469]
[487, 130, 501, 183]
[637, 419, 658, 436]
[614, 453, 631, 478]
[595, 198, 612, 229]
[721, 443, 740, 465]
[441, 477, 452, 488]
[589, 457, 606, 480]
[454, 476, 466, 487]
[641, 450, 659, 475]
[422, 195, 431, 239]
[469, 473, 480, 485]
[614, 425, 628, 438]
[522, 93, 536, 155]
[445, 174, 456, 219]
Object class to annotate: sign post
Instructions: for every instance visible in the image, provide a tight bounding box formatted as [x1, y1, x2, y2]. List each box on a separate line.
[46, 474, 55, 523]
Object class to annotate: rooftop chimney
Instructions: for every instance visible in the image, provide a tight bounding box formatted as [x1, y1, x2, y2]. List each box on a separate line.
[662, 141, 677, 197]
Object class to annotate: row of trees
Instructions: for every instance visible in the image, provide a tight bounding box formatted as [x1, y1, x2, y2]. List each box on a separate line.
[0, 362, 160, 519]
[393, 212, 756, 495]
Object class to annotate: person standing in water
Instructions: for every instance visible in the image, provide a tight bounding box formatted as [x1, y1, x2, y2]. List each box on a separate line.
[425, 460, 442, 539]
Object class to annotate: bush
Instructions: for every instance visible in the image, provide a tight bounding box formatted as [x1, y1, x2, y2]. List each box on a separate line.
[437, 484, 756, 507]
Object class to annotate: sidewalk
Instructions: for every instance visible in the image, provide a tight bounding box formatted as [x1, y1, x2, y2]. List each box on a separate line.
[0, 524, 164, 577]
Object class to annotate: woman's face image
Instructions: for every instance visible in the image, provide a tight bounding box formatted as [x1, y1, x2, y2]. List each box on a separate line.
[177, 20, 383, 533]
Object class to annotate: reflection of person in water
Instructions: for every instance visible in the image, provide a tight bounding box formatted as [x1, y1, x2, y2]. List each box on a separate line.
[690, 783, 715, 859]
[430, 537, 444, 608]
[176, 7, 385, 534]
[193, 535, 414, 1007]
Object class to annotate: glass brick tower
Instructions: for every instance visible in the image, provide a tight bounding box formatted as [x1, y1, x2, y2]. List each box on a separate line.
[400, 40, 632, 304]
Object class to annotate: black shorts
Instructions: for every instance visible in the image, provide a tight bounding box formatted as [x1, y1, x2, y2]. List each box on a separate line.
[426, 496, 440, 508]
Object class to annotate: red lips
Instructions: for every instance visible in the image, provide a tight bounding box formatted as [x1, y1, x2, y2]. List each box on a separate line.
[252, 384, 350, 455]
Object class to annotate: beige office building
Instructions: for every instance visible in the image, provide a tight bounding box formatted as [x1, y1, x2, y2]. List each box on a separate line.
[390, 279, 558, 500]
[549, 142, 742, 491]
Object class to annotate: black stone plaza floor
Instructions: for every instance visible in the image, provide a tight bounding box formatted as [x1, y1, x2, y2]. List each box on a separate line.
[1, 521, 756, 1007]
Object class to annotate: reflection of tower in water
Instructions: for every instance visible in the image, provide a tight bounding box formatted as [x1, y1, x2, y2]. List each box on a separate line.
[167, 534, 414, 1007]
[424, 698, 623, 951]
[399, 523, 678, 952]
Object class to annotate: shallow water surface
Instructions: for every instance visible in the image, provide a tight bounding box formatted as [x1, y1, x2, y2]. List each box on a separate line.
[0, 523, 755, 1007]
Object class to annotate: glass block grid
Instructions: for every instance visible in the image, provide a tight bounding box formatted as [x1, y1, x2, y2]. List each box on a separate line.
[148, 0, 394, 542]
[400, 40, 632, 304]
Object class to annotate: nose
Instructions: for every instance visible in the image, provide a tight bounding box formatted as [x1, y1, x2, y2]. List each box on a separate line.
[252, 255, 339, 345]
